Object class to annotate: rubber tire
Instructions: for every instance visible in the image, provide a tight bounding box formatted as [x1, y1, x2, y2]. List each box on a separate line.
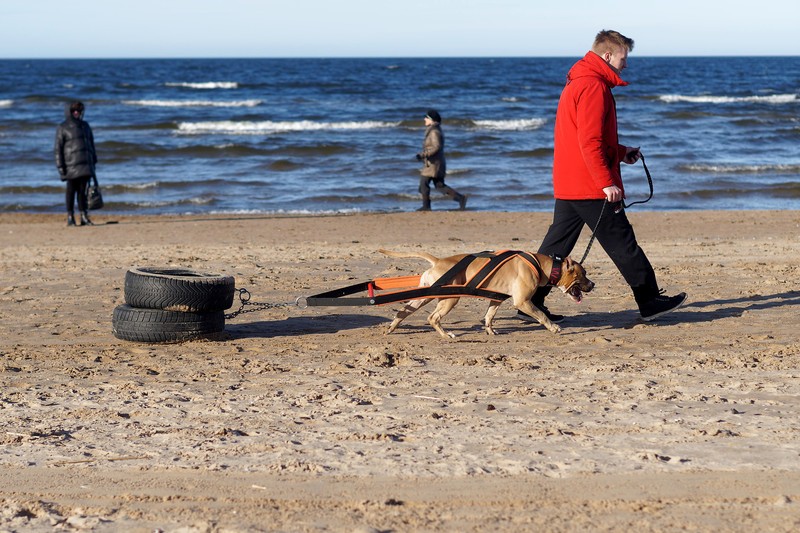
[124, 267, 235, 312]
[112, 304, 225, 343]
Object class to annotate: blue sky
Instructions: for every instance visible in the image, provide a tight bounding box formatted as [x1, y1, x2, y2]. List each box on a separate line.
[3, 0, 798, 58]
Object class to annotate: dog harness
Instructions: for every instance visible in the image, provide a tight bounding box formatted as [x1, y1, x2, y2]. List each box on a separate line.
[298, 250, 561, 308]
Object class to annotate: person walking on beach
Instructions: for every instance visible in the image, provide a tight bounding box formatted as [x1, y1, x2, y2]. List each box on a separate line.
[416, 109, 467, 211]
[522, 30, 686, 324]
[55, 101, 97, 226]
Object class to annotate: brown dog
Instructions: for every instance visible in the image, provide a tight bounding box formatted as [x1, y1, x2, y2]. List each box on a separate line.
[378, 249, 594, 338]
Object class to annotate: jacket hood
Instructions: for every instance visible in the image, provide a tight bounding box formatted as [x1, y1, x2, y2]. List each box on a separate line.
[64, 103, 84, 120]
[567, 51, 628, 89]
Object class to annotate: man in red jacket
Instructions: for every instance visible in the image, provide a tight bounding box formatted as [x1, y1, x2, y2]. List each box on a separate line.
[523, 30, 686, 324]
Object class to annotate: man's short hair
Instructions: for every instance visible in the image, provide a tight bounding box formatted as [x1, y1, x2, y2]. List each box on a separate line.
[592, 30, 634, 54]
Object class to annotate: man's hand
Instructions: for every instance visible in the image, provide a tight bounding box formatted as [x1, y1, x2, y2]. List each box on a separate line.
[603, 185, 624, 203]
[623, 146, 641, 164]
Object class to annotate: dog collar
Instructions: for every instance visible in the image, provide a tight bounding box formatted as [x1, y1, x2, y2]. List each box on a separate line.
[548, 255, 563, 286]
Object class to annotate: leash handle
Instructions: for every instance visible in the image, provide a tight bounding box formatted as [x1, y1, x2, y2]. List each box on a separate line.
[622, 154, 654, 209]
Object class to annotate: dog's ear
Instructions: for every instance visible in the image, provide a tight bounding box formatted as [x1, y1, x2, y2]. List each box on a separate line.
[564, 257, 575, 269]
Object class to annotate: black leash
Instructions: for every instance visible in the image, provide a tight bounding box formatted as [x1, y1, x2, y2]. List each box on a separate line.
[622, 154, 654, 210]
[579, 154, 654, 264]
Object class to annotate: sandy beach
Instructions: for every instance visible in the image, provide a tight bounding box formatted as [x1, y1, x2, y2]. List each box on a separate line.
[1, 210, 799, 531]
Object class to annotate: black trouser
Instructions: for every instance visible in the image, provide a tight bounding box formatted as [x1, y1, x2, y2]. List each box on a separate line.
[419, 176, 462, 207]
[65, 176, 90, 214]
[535, 199, 658, 304]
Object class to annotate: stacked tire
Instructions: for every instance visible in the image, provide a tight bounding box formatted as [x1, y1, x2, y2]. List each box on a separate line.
[112, 267, 235, 343]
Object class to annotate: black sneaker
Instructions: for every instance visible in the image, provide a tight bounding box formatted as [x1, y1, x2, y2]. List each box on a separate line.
[517, 305, 565, 324]
[640, 292, 687, 322]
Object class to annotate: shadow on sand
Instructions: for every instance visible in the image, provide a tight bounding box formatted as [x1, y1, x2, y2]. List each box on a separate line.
[222, 290, 800, 339]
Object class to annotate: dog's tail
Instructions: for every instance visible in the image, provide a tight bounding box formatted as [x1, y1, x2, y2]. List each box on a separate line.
[378, 248, 439, 266]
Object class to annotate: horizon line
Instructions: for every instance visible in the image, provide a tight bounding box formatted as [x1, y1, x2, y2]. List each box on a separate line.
[2, 54, 799, 61]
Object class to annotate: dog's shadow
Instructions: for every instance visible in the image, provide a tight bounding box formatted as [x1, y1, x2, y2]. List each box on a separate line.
[224, 290, 800, 339]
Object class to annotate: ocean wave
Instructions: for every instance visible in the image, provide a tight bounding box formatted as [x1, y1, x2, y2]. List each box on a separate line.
[659, 94, 797, 105]
[122, 99, 261, 108]
[126, 196, 217, 209]
[508, 147, 553, 158]
[446, 168, 472, 175]
[269, 159, 303, 171]
[0, 100, 12, 108]
[165, 81, 238, 89]
[177, 120, 400, 135]
[208, 207, 368, 216]
[679, 163, 800, 173]
[472, 118, 546, 131]
[98, 142, 273, 161]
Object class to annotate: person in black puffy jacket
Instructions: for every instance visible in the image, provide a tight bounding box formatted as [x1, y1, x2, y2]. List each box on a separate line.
[55, 101, 97, 226]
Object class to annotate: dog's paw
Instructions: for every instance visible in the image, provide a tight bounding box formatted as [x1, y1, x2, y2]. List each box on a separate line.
[548, 323, 562, 334]
[485, 327, 497, 335]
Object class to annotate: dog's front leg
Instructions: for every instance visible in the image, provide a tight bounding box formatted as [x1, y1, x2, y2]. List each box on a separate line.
[516, 299, 561, 334]
[483, 300, 503, 335]
[386, 298, 432, 334]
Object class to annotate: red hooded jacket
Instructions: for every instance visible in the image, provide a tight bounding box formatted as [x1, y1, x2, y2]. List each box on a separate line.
[552, 51, 629, 200]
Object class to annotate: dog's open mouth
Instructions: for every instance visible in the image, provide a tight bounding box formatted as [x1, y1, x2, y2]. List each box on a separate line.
[567, 284, 583, 303]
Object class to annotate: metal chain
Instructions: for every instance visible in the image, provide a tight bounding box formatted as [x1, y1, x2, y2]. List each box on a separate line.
[224, 288, 289, 320]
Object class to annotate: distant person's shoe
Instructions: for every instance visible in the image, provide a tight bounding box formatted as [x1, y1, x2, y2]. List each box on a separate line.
[80, 211, 94, 226]
[67, 214, 76, 227]
[417, 206, 431, 212]
[517, 304, 564, 324]
[458, 194, 468, 210]
[639, 292, 687, 321]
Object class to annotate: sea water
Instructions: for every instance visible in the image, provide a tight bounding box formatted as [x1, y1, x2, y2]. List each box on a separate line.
[1, 56, 798, 214]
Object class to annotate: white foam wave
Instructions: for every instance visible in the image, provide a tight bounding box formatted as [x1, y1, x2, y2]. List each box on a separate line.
[660, 94, 797, 104]
[123, 99, 261, 108]
[177, 120, 400, 135]
[447, 168, 471, 175]
[166, 82, 238, 89]
[134, 196, 215, 208]
[683, 163, 800, 173]
[473, 118, 546, 130]
[0, 100, 12, 108]
[208, 208, 366, 216]
[124, 181, 161, 190]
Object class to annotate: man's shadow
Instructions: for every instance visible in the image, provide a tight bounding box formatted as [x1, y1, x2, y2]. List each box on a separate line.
[563, 289, 800, 331]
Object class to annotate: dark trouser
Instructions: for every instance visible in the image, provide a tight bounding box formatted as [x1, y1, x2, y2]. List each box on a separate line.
[419, 176, 463, 208]
[65, 176, 90, 214]
[535, 199, 659, 306]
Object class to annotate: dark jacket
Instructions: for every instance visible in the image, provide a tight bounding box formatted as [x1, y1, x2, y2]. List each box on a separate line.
[420, 123, 446, 179]
[55, 105, 97, 181]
